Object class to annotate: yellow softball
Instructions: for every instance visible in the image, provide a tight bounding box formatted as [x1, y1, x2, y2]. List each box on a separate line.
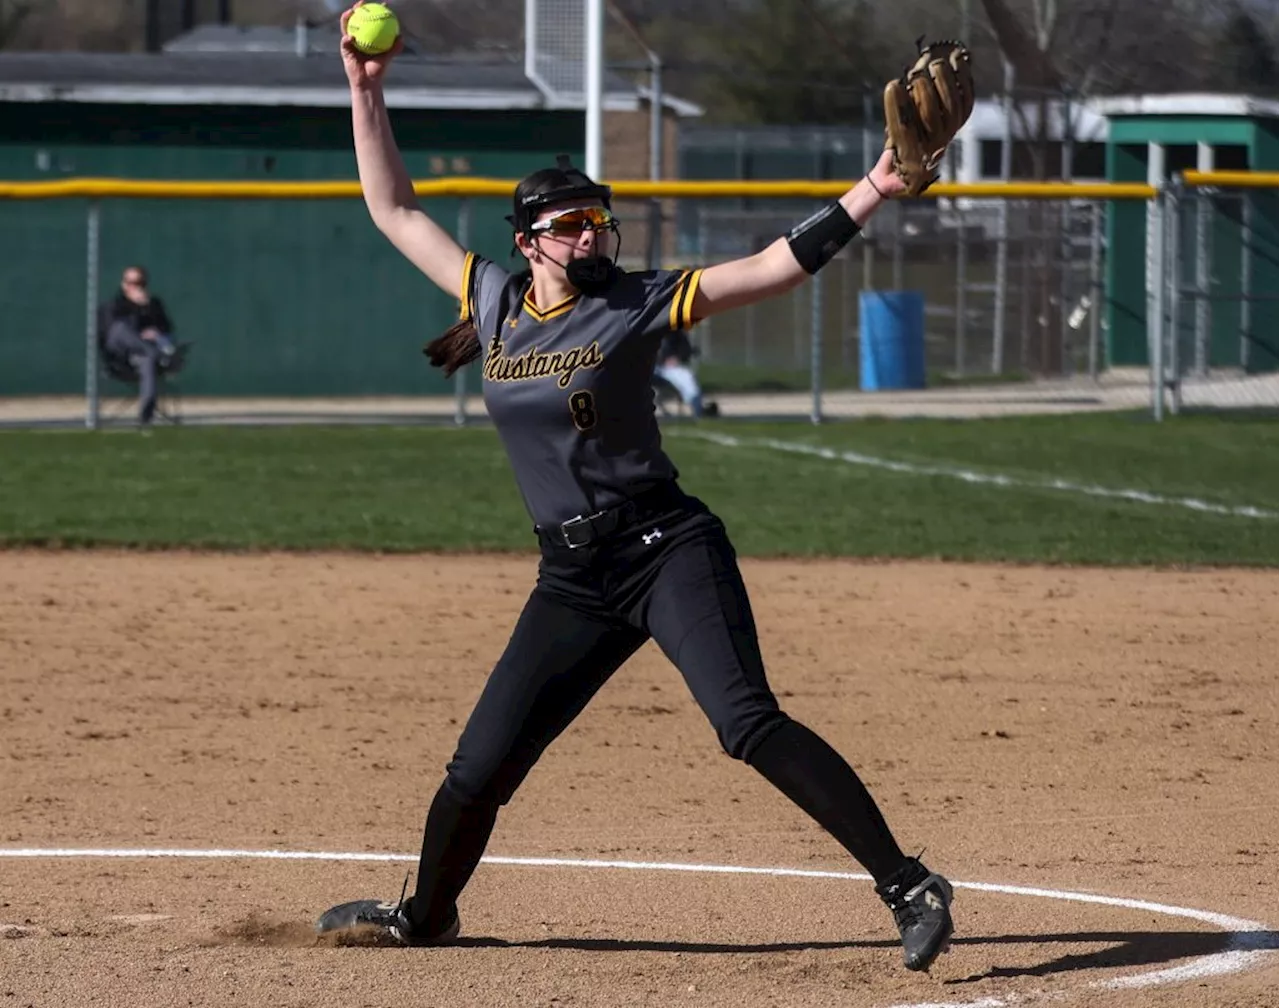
[347, 3, 400, 56]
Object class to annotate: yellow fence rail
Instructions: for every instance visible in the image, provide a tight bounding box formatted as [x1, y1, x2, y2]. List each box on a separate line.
[1180, 170, 1280, 189]
[1, 174, 1271, 201]
[0, 171, 1273, 201]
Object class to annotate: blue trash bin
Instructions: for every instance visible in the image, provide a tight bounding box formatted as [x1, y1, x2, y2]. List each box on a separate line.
[859, 291, 926, 391]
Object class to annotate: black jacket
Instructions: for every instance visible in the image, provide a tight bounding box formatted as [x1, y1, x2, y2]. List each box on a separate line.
[100, 292, 174, 340]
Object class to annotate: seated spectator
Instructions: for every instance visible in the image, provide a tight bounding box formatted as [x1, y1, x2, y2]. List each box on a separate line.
[654, 329, 717, 419]
[100, 265, 178, 427]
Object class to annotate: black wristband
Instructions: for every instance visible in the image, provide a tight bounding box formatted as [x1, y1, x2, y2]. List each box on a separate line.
[785, 201, 861, 275]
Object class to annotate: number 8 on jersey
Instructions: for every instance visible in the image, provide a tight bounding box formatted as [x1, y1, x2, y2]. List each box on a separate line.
[568, 390, 598, 432]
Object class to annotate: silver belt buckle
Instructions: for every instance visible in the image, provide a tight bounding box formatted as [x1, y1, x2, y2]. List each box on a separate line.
[559, 513, 591, 549]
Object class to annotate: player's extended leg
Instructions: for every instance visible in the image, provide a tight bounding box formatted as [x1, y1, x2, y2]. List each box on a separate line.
[632, 511, 954, 971]
[406, 586, 646, 936]
[317, 582, 647, 945]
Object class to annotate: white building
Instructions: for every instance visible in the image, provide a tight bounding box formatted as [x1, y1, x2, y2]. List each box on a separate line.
[945, 96, 1111, 185]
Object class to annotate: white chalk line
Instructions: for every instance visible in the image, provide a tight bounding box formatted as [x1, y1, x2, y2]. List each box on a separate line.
[681, 430, 1277, 520]
[1, 847, 1274, 1008]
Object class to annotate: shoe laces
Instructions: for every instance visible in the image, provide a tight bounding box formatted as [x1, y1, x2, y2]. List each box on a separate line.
[891, 885, 931, 929]
[877, 851, 932, 922]
[389, 871, 413, 933]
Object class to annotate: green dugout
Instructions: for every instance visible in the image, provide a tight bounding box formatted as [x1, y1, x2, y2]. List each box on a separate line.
[1101, 95, 1277, 373]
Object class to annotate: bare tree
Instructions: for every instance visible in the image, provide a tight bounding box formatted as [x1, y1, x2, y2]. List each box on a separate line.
[968, 0, 1232, 372]
[970, 0, 1067, 372]
[1, 0, 142, 51]
[0, 0, 46, 48]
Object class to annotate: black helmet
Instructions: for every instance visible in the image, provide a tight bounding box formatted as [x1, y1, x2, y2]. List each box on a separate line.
[506, 155, 613, 236]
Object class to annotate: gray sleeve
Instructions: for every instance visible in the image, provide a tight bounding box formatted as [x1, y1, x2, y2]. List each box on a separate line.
[460, 252, 511, 341]
[627, 267, 705, 340]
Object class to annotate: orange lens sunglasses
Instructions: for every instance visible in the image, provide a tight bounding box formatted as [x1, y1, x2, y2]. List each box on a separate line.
[530, 206, 617, 236]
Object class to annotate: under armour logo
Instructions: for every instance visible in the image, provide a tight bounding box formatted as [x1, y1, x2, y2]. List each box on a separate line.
[924, 891, 944, 911]
[642, 528, 662, 545]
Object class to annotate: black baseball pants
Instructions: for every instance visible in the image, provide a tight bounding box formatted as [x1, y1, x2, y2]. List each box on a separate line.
[407, 484, 908, 935]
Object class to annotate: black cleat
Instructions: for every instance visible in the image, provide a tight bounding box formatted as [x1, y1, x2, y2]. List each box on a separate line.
[315, 897, 460, 947]
[875, 858, 954, 972]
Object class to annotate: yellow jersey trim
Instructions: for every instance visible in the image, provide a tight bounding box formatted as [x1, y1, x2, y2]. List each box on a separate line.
[667, 270, 689, 331]
[459, 251, 476, 321]
[523, 290, 580, 323]
[668, 268, 704, 331]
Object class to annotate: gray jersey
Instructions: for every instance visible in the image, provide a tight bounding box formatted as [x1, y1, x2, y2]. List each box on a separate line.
[460, 252, 703, 528]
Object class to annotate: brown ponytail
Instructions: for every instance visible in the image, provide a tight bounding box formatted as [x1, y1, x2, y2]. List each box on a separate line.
[422, 318, 482, 377]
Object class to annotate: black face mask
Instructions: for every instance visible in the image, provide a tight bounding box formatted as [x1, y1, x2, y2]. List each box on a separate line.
[541, 223, 622, 295]
[565, 255, 619, 295]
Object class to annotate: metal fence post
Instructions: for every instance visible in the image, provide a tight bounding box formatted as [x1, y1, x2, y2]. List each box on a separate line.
[1192, 181, 1212, 377]
[1061, 99, 1077, 374]
[809, 269, 823, 425]
[991, 59, 1015, 375]
[453, 198, 471, 427]
[85, 199, 101, 431]
[992, 203, 1009, 375]
[645, 56, 663, 272]
[954, 204, 967, 375]
[1149, 187, 1166, 422]
[1239, 191, 1253, 369]
[1059, 200, 1072, 375]
[1087, 200, 1103, 380]
[1166, 180, 1183, 414]
[1018, 212, 1032, 370]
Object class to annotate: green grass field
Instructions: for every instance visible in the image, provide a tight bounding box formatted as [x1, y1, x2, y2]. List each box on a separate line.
[0, 411, 1274, 565]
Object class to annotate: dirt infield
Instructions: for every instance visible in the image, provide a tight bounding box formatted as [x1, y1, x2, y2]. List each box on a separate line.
[1, 551, 1276, 1008]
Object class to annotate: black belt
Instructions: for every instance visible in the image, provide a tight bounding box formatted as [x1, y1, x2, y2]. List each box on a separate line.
[535, 482, 685, 550]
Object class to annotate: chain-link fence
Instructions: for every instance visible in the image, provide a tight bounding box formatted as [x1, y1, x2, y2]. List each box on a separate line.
[1151, 181, 1279, 418]
[662, 196, 1108, 383]
[0, 177, 1274, 428]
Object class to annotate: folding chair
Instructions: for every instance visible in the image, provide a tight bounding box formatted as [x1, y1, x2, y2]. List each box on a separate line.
[98, 339, 192, 426]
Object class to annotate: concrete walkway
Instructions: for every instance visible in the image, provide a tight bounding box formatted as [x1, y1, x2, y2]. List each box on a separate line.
[0, 371, 1273, 428]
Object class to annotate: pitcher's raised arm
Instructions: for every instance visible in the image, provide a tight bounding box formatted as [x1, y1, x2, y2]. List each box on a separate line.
[341, 3, 466, 297]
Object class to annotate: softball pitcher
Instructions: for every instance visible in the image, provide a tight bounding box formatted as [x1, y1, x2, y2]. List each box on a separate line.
[317, 3, 973, 973]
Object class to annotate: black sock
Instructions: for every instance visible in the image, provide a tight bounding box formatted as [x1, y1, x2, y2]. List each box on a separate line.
[747, 719, 907, 884]
[409, 779, 499, 933]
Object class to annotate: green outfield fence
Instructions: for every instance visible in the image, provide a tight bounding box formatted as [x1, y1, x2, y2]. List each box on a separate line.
[0, 174, 1275, 426]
